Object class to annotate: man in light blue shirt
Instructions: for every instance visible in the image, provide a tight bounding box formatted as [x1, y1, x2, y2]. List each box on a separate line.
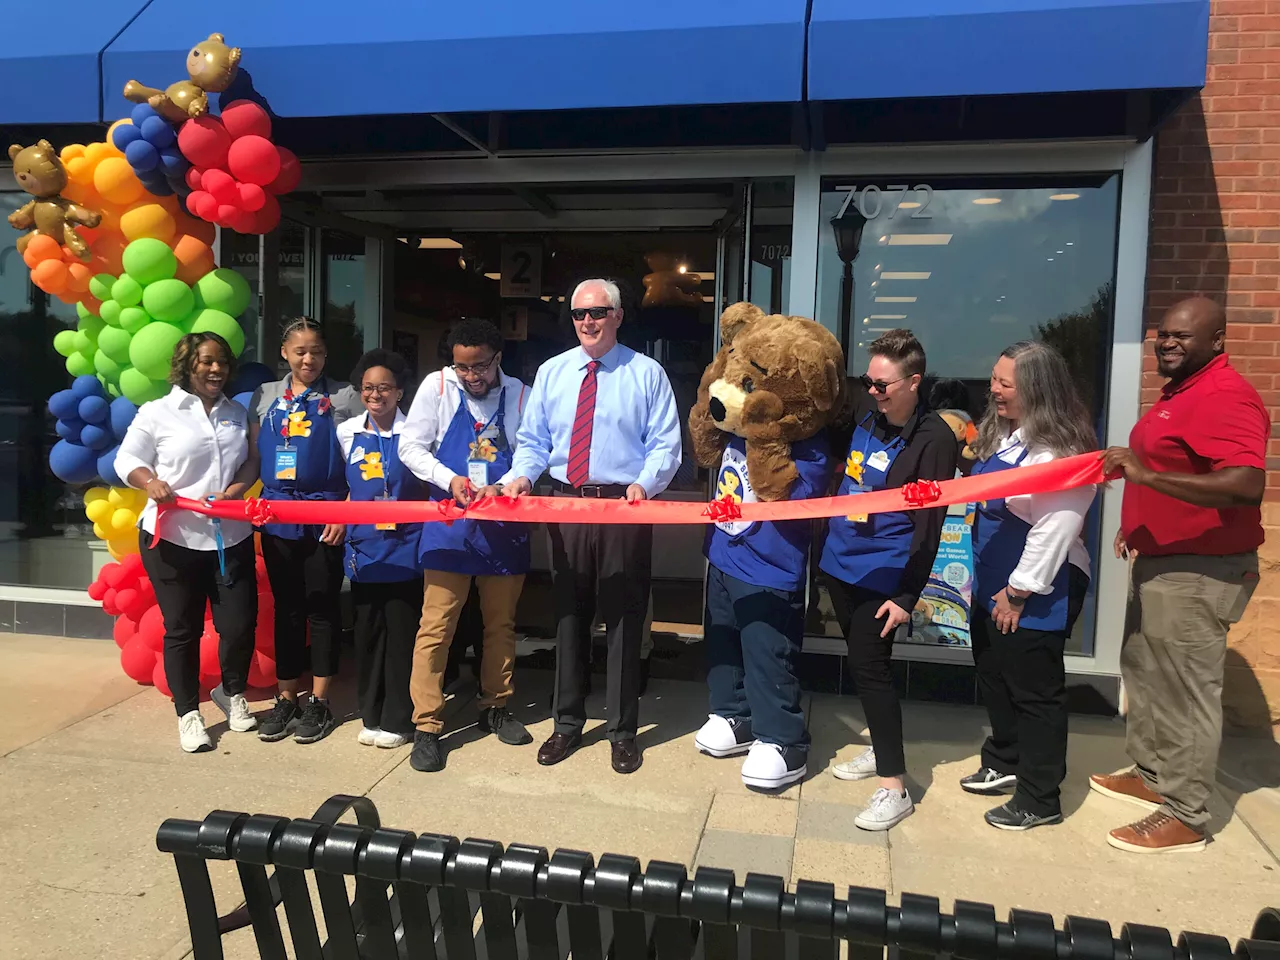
[489, 278, 681, 774]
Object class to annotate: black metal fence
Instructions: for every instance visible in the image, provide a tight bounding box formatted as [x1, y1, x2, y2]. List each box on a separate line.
[158, 794, 1280, 960]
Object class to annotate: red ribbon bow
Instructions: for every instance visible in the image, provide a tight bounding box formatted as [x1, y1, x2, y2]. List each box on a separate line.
[702, 497, 743, 523]
[245, 498, 276, 526]
[901, 480, 943, 508]
[437, 499, 466, 526]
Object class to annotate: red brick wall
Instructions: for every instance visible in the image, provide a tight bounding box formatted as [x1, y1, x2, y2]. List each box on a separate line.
[1145, 0, 1280, 727]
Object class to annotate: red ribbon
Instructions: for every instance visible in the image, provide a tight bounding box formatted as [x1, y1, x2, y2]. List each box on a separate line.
[162, 453, 1109, 527]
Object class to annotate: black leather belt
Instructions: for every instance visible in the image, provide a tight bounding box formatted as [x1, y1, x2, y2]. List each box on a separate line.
[551, 480, 629, 498]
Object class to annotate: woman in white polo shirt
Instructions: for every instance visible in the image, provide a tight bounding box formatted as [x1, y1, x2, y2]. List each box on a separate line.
[116, 332, 261, 753]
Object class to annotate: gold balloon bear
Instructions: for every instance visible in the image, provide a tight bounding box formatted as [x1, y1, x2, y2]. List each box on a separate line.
[122, 32, 242, 124]
[642, 251, 704, 308]
[6, 141, 101, 261]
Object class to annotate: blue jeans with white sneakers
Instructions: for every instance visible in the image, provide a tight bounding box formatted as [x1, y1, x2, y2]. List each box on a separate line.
[704, 565, 809, 752]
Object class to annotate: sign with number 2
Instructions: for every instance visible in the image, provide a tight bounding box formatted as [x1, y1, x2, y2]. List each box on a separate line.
[500, 243, 543, 298]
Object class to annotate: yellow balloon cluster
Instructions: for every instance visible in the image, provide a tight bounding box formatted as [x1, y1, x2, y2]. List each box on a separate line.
[84, 486, 147, 559]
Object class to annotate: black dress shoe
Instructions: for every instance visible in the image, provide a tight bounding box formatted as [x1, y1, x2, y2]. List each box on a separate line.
[611, 738, 642, 774]
[537, 731, 582, 766]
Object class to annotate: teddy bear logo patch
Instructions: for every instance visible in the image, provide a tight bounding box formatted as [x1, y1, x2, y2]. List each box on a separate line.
[845, 450, 865, 485]
[360, 452, 384, 481]
[716, 468, 743, 504]
[469, 438, 498, 463]
[286, 411, 312, 438]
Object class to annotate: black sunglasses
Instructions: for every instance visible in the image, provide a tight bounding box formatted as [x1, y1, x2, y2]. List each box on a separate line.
[570, 306, 614, 322]
[860, 374, 908, 394]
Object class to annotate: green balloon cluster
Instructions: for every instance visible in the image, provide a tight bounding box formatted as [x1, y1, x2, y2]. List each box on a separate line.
[54, 239, 251, 406]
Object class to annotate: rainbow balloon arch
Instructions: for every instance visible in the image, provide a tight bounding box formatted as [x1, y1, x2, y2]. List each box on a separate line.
[8, 33, 292, 694]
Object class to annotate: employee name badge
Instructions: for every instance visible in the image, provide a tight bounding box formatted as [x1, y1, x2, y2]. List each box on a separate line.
[467, 458, 489, 489]
[274, 446, 298, 481]
[375, 492, 397, 532]
[867, 450, 891, 473]
[848, 484, 871, 525]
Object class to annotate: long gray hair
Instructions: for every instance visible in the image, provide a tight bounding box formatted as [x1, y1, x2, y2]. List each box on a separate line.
[973, 340, 1096, 459]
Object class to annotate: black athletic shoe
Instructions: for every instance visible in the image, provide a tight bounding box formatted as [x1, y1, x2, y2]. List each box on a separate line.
[294, 697, 337, 744]
[479, 706, 533, 745]
[410, 731, 444, 772]
[960, 766, 1018, 794]
[984, 801, 1063, 831]
[258, 695, 300, 742]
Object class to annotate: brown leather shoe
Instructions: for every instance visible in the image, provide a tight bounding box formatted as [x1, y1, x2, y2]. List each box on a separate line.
[1089, 770, 1162, 811]
[611, 738, 642, 774]
[537, 731, 582, 766]
[1107, 811, 1206, 854]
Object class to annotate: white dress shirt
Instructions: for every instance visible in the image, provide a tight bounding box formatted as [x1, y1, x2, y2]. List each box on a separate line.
[336, 409, 408, 459]
[503, 343, 683, 496]
[114, 387, 253, 550]
[994, 429, 1095, 594]
[399, 367, 527, 489]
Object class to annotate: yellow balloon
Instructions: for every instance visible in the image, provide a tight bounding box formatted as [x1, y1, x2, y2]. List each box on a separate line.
[92, 522, 109, 540]
[83, 486, 109, 507]
[245, 480, 263, 499]
[120, 203, 176, 244]
[110, 529, 140, 557]
[105, 119, 132, 147]
[107, 487, 128, 508]
[110, 508, 138, 532]
[85, 500, 113, 525]
[65, 156, 94, 186]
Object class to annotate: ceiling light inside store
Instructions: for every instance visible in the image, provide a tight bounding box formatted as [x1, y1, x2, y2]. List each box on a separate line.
[972, 198, 1002, 205]
[880, 272, 931, 280]
[408, 237, 463, 249]
[484, 272, 500, 281]
[887, 234, 952, 246]
[875, 296, 917, 303]
[869, 314, 908, 320]
[1050, 193, 1080, 201]
[678, 265, 688, 274]
[1047, 258, 1055, 262]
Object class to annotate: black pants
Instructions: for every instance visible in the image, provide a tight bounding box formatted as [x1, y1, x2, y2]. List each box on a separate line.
[140, 531, 257, 716]
[549, 516, 652, 741]
[972, 566, 1089, 817]
[260, 532, 345, 683]
[823, 574, 907, 777]
[352, 578, 421, 736]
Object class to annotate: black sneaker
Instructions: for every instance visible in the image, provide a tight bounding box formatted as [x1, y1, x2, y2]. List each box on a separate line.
[294, 697, 337, 744]
[410, 731, 444, 772]
[479, 706, 534, 745]
[960, 766, 1018, 794]
[984, 801, 1063, 831]
[258, 695, 300, 742]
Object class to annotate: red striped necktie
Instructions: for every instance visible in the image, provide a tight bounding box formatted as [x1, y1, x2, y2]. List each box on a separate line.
[566, 360, 601, 488]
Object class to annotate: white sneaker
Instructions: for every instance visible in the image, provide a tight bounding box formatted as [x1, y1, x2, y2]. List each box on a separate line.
[374, 730, 410, 749]
[854, 787, 915, 831]
[225, 694, 257, 733]
[694, 714, 754, 758]
[358, 726, 381, 746]
[740, 741, 807, 790]
[178, 710, 213, 753]
[832, 746, 877, 781]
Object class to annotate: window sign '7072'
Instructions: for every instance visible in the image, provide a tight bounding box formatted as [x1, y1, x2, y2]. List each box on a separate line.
[833, 184, 934, 220]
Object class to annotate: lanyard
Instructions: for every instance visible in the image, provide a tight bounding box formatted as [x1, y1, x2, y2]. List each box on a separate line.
[206, 499, 226, 578]
[857, 412, 905, 464]
[274, 379, 329, 444]
[463, 389, 502, 445]
[367, 414, 394, 498]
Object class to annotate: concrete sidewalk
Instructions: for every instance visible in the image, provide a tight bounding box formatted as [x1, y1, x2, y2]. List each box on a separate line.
[2, 633, 1279, 960]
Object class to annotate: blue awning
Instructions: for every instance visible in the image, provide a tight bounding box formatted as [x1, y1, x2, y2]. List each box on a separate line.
[0, 1, 150, 124]
[808, 0, 1209, 102]
[101, 0, 808, 120]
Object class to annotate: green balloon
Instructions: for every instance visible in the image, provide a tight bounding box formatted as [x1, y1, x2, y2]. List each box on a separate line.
[142, 278, 195, 324]
[194, 268, 252, 318]
[98, 326, 133, 363]
[76, 301, 96, 322]
[89, 273, 115, 303]
[104, 380, 121, 399]
[120, 366, 170, 405]
[98, 299, 123, 327]
[66, 352, 95, 378]
[53, 329, 77, 358]
[122, 239, 177, 286]
[94, 350, 124, 383]
[128, 320, 185, 381]
[119, 306, 152, 334]
[111, 275, 144, 308]
[72, 331, 93, 354]
[78, 313, 105, 341]
[188, 308, 246, 357]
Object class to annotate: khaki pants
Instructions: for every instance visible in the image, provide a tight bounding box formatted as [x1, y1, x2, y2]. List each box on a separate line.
[1122, 552, 1258, 830]
[411, 570, 525, 734]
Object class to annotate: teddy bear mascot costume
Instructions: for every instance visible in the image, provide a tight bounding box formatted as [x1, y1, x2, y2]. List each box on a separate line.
[688, 302, 846, 790]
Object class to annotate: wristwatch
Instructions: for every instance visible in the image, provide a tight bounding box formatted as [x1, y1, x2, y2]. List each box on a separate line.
[1005, 589, 1028, 608]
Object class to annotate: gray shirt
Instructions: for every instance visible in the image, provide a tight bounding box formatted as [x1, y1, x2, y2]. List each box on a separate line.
[249, 376, 364, 429]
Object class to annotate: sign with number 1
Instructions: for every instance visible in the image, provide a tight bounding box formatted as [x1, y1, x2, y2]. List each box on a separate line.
[500, 243, 542, 298]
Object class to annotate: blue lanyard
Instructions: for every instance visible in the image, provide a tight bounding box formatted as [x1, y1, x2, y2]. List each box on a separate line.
[857, 412, 905, 463]
[206, 500, 226, 578]
[460, 388, 502, 447]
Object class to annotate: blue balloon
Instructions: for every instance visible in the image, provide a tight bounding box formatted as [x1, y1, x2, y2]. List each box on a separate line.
[78, 395, 110, 425]
[139, 174, 174, 197]
[71, 375, 104, 400]
[231, 390, 254, 410]
[80, 423, 113, 451]
[49, 439, 99, 484]
[112, 123, 142, 151]
[48, 388, 80, 421]
[125, 139, 160, 173]
[141, 115, 177, 148]
[97, 446, 124, 487]
[131, 102, 160, 126]
[158, 146, 188, 176]
[109, 397, 138, 439]
[55, 417, 85, 442]
[229, 362, 275, 397]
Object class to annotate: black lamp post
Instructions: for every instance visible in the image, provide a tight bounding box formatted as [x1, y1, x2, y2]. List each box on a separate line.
[830, 209, 867, 362]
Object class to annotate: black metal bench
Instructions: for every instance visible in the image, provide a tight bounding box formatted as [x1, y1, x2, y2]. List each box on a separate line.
[157, 794, 1280, 960]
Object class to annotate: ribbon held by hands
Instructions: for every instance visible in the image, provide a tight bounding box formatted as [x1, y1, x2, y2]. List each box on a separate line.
[161, 452, 1108, 527]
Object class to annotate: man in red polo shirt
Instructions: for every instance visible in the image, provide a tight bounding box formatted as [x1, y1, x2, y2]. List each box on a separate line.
[1094, 296, 1267, 854]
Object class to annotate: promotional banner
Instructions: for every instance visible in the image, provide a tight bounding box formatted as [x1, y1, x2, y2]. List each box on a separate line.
[910, 513, 975, 647]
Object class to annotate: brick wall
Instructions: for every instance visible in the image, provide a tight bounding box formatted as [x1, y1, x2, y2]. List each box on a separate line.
[1145, 0, 1280, 728]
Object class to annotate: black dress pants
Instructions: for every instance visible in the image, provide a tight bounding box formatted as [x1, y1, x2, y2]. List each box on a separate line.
[549, 515, 652, 741]
[972, 566, 1088, 817]
[140, 531, 257, 716]
[260, 532, 345, 682]
[352, 578, 421, 736]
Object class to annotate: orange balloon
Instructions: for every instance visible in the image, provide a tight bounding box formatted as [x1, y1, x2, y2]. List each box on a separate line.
[77, 225, 99, 245]
[156, 194, 181, 214]
[60, 143, 86, 164]
[66, 262, 93, 293]
[31, 259, 70, 294]
[21, 234, 62, 268]
[55, 291, 79, 305]
[96, 204, 123, 235]
[91, 234, 127, 276]
[64, 156, 94, 186]
[180, 215, 217, 247]
[120, 203, 176, 243]
[84, 142, 114, 164]
[80, 296, 103, 315]
[106, 119, 132, 146]
[173, 234, 216, 285]
[94, 158, 144, 206]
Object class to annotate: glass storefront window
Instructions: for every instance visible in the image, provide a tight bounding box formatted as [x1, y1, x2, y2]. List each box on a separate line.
[321, 228, 369, 383]
[808, 175, 1120, 656]
[219, 230, 263, 365]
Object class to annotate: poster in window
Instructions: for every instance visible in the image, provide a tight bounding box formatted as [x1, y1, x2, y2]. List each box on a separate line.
[500, 244, 542, 298]
[909, 508, 974, 646]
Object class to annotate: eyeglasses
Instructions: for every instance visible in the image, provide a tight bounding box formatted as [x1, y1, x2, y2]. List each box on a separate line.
[454, 354, 498, 377]
[860, 374, 908, 394]
[570, 306, 614, 322]
[361, 383, 398, 396]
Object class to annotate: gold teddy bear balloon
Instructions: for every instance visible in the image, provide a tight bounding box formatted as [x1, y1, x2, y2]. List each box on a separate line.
[122, 32, 242, 124]
[6, 141, 101, 261]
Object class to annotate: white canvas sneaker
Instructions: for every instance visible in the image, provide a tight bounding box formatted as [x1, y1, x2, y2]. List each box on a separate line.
[374, 730, 410, 749]
[831, 746, 877, 781]
[178, 710, 213, 753]
[854, 787, 915, 831]
[694, 714, 754, 758]
[225, 694, 258, 733]
[358, 726, 381, 746]
[740, 741, 807, 790]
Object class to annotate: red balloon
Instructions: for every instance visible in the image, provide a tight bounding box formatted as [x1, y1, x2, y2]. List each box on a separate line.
[152, 657, 172, 698]
[248, 193, 281, 234]
[229, 206, 257, 235]
[137, 576, 154, 602]
[113, 614, 138, 650]
[248, 651, 276, 688]
[120, 552, 144, 575]
[216, 203, 243, 228]
[87, 578, 108, 602]
[120, 636, 157, 684]
[267, 147, 301, 196]
[102, 563, 129, 589]
[178, 116, 232, 169]
[199, 624, 220, 678]
[115, 587, 149, 622]
[185, 167, 204, 191]
[227, 136, 281, 187]
[138, 604, 166, 652]
[102, 587, 120, 618]
[202, 168, 238, 205]
[237, 181, 266, 212]
[221, 99, 273, 141]
[189, 190, 217, 221]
